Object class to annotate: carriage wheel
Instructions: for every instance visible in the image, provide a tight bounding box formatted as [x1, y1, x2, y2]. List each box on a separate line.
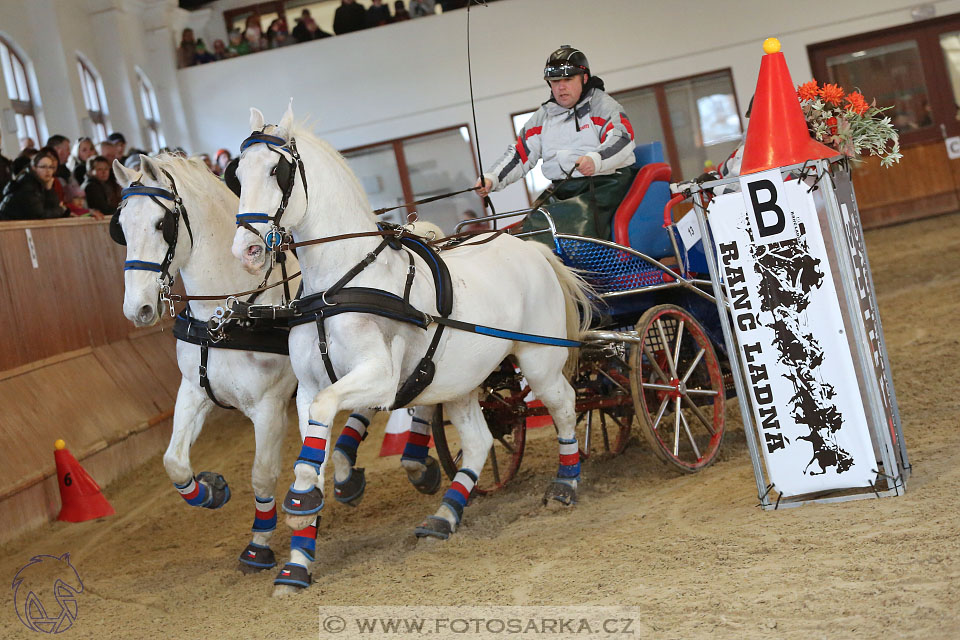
[574, 360, 633, 459]
[630, 304, 725, 473]
[430, 362, 527, 495]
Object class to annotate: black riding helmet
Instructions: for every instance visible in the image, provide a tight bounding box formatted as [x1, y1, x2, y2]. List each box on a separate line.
[544, 45, 590, 81]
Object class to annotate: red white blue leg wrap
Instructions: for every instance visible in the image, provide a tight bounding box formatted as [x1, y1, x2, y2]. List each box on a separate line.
[441, 468, 478, 524]
[334, 413, 368, 466]
[175, 477, 209, 507]
[557, 438, 581, 480]
[290, 518, 319, 562]
[297, 420, 330, 473]
[402, 416, 432, 464]
[252, 495, 277, 532]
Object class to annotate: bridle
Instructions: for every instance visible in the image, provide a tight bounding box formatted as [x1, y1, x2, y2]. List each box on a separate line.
[230, 130, 308, 255]
[109, 167, 194, 313]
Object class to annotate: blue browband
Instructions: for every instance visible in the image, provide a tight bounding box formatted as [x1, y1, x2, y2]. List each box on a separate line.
[236, 213, 271, 225]
[240, 133, 291, 155]
[124, 260, 163, 272]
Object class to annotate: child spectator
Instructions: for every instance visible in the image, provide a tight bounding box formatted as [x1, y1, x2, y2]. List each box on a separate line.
[367, 0, 392, 27]
[194, 39, 216, 64]
[0, 147, 68, 220]
[227, 29, 251, 56]
[178, 28, 198, 68]
[334, 0, 368, 35]
[82, 155, 120, 215]
[212, 39, 230, 60]
[393, 1, 411, 21]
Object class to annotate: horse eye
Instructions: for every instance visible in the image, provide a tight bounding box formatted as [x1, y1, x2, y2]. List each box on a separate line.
[270, 165, 278, 176]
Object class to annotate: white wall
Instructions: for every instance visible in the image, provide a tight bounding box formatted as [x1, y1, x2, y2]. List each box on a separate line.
[0, 0, 191, 159]
[175, 0, 960, 210]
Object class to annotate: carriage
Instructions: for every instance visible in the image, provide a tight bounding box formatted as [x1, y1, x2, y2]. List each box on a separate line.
[430, 142, 735, 493]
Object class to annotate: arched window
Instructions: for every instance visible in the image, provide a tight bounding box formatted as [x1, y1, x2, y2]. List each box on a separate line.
[136, 70, 165, 152]
[77, 55, 110, 142]
[0, 35, 41, 145]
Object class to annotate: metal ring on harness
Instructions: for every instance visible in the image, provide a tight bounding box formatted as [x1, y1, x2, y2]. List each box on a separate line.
[265, 228, 284, 249]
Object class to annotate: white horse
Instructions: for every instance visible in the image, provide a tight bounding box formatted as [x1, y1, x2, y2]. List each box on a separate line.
[111, 154, 443, 595]
[231, 105, 594, 546]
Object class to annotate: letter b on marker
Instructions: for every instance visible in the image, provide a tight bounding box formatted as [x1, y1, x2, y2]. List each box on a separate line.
[739, 169, 797, 245]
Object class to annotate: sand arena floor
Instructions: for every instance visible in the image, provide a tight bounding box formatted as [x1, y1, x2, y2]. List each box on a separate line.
[2, 213, 959, 639]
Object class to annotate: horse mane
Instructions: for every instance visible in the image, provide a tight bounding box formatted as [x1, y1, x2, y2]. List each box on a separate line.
[152, 153, 236, 203]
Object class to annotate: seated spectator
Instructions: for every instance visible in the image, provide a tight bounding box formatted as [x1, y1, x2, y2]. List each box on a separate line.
[46, 135, 72, 183]
[334, 0, 368, 35]
[82, 155, 120, 215]
[292, 9, 313, 42]
[393, 1, 411, 20]
[198, 153, 215, 173]
[19, 136, 35, 152]
[245, 15, 268, 52]
[12, 148, 37, 176]
[227, 29, 251, 56]
[67, 137, 97, 185]
[0, 147, 68, 220]
[214, 149, 231, 176]
[0, 130, 13, 195]
[178, 28, 198, 68]
[98, 140, 117, 163]
[410, 0, 436, 17]
[269, 27, 294, 48]
[367, 0, 392, 26]
[107, 132, 127, 163]
[212, 39, 230, 60]
[194, 39, 216, 64]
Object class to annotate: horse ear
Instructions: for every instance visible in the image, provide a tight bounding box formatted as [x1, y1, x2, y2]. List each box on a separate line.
[278, 99, 294, 133]
[141, 155, 160, 182]
[250, 107, 265, 132]
[113, 159, 136, 187]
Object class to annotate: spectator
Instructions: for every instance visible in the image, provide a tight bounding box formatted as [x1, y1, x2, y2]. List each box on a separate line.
[67, 137, 97, 185]
[12, 148, 37, 176]
[269, 24, 294, 49]
[460, 209, 488, 232]
[178, 28, 198, 68]
[107, 132, 127, 164]
[245, 14, 267, 52]
[212, 39, 230, 60]
[227, 29, 251, 56]
[198, 153, 215, 173]
[367, 0, 392, 27]
[215, 149, 232, 176]
[292, 9, 313, 42]
[46, 135, 71, 182]
[82, 155, 119, 215]
[409, 0, 436, 17]
[194, 39, 216, 63]
[98, 140, 117, 163]
[0, 147, 68, 220]
[0, 130, 13, 194]
[393, 1, 411, 20]
[305, 17, 332, 40]
[19, 136, 35, 152]
[334, 0, 368, 35]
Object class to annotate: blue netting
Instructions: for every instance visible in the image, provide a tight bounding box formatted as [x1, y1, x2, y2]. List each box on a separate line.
[555, 237, 670, 294]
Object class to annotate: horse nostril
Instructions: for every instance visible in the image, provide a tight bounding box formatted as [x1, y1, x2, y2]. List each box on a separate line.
[137, 305, 155, 324]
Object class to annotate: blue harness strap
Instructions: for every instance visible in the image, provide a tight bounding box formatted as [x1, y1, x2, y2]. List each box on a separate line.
[124, 260, 164, 272]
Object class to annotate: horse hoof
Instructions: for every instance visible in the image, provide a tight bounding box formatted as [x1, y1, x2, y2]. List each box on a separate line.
[408, 457, 442, 495]
[413, 515, 454, 540]
[273, 562, 311, 590]
[197, 471, 231, 509]
[334, 467, 366, 506]
[238, 543, 276, 574]
[542, 479, 577, 507]
[282, 484, 324, 516]
[272, 583, 303, 598]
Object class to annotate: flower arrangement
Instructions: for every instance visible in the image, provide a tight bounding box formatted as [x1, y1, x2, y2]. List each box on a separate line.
[796, 80, 902, 167]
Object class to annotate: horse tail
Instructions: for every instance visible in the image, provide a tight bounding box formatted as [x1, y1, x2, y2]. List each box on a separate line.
[528, 243, 595, 378]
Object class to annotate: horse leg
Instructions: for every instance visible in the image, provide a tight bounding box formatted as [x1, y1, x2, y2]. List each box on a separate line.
[414, 391, 492, 540]
[401, 406, 443, 495]
[238, 394, 289, 574]
[515, 347, 581, 506]
[331, 411, 376, 506]
[164, 379, 227, 509]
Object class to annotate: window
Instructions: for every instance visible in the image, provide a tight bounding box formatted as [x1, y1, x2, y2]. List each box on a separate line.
[137, 70, 165, 152]
[0, 35, 41, 145]
[511, 110, 551, 205]
[77, 55, 109, 142]
[342, 126, 480, 234]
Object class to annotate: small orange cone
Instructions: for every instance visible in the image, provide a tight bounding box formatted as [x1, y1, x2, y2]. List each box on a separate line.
[740, 37, 839, 175]
[54, 439, 114, 522]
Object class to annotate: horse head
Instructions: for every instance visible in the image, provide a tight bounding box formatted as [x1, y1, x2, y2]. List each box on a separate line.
[111, 154, 201, 326]
[232, 102, 304, 275]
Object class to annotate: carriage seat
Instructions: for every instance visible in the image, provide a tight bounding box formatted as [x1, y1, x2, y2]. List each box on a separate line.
[611, 142, 674, 258]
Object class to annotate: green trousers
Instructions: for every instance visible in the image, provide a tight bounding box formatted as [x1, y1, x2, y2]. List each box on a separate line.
[522, 167, 636, 244]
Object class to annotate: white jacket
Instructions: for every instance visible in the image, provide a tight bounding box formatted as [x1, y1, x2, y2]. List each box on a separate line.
[484, 83, 636, 192]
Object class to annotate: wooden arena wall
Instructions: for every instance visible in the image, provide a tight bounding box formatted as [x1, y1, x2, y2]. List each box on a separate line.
[0, 218, 180, 544]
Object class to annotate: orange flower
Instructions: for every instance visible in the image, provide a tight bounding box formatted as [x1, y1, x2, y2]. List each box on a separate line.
[845, 91, 868, 116]
[819, 83, 845, 105]
[797, 80, 819, 101]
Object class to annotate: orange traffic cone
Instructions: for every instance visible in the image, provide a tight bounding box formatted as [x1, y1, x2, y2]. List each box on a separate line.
[54, 439, 114, 522]
[739, 37, 839, 175]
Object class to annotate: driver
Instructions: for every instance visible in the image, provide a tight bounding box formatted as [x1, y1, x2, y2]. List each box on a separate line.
[476, 45, 636, 240]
